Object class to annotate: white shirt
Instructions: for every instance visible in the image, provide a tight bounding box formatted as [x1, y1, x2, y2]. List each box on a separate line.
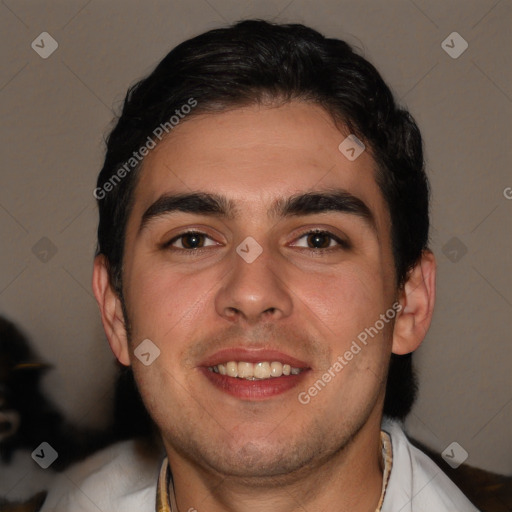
[40, 420, 479, 512]
[380, 419, 479, 511]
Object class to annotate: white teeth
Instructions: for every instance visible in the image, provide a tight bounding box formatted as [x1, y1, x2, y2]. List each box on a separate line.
[254, 362, 271, 379]
[238, 362, 254, 379]
[270, 361, 283, 377]
[226, 361, 238, 377]
[208, 361, 303, 380]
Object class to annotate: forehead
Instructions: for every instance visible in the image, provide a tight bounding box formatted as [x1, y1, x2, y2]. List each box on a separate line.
[129, 101, 390, 231]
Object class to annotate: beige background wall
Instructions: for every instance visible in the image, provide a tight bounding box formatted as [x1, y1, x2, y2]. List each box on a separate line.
[1, 0, 510, 476]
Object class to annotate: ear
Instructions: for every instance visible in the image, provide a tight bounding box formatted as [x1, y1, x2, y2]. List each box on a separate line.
[92, 255, 131, 366]
[392, 250, 436, 355]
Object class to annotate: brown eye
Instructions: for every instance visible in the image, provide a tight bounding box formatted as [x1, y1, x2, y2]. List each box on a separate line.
[306, 232, 333, 249]
[166, 231, 217, 250]
[180, 232, 205, 249]
[292, 230, 348, 251]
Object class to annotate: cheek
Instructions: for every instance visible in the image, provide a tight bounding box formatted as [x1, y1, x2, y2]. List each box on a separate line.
[131, 359, 182, 430]
[299, 266, 393, 404]
[300, 262, 389, 342]
[124, 260, 210, 339]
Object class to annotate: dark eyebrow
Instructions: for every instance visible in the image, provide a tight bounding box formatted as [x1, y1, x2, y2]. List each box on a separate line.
[139, 192, 238, 234]
[138, 189, 377, 234]
[271, 189, 376, 232]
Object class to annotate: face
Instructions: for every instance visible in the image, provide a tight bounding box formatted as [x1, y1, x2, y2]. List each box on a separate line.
[117, 101, 399, 480]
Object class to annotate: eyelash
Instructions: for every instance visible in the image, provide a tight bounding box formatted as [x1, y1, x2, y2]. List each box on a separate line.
[163, 229, 350, 254]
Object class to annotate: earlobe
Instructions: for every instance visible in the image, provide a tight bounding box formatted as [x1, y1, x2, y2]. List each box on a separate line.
[392, 250, 436, 355]
[92, 255, 131, 366]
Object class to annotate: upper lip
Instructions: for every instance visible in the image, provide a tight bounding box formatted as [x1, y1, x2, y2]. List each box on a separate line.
[199, 348, 309, 369]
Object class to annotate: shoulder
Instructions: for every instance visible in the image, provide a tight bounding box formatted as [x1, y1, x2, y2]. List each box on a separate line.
[40, 438, 164, 512]
[381, 419, 480, 512]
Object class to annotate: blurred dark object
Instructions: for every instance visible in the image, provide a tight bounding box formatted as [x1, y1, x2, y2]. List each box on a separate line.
[410, 437, 512, 512]
[0, 316, 113, 471]
[0, 315, 158, 466]
[0, 315, 160, 510]
[0, 492, 46, 512]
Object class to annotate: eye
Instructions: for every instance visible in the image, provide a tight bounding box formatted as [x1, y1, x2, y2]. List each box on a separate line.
[165, 231, 218, 250]
[292, 230, 349, 250]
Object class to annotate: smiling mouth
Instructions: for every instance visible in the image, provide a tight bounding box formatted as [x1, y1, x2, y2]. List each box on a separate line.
[208, 361, 304, 380]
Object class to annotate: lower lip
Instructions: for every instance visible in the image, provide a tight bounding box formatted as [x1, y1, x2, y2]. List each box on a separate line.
[199, 367, 309, 400]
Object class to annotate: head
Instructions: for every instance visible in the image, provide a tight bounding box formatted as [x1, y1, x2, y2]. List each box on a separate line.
[93, 20, 435, 481]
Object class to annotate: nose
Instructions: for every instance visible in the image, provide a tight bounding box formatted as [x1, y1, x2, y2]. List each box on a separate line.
[214, 244, 293, 325]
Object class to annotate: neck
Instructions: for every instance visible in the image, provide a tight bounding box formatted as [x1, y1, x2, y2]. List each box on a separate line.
[166, 414, 385, 512]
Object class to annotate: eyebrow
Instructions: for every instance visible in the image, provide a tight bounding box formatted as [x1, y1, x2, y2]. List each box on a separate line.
[138, 189, 377, 235]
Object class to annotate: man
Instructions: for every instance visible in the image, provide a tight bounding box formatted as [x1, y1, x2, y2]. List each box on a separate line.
[41, 19, 479, 512]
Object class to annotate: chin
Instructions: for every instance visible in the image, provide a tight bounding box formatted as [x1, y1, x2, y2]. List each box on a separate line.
[210, 444, 317, 482]
[181, 426, 335, 483]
